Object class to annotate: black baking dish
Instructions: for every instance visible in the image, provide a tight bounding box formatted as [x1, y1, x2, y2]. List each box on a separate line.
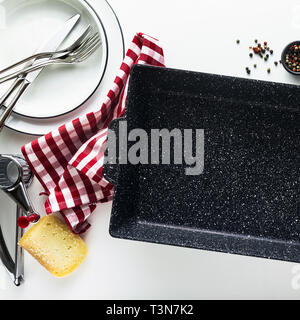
[103, 65, 300, 263]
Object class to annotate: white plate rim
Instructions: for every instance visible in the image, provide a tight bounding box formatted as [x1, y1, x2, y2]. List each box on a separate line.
[4, 0, 125, 135]
[5, 0, 109, 119]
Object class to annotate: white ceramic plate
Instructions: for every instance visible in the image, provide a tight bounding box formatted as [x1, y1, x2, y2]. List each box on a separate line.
[3, 0, 124, 135]
[0, 0, 108, 119]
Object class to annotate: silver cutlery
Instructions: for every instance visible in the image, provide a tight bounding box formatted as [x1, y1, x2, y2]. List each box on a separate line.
[0, 25, 93, 76]
[0, 32, 101, 84]
[0, 14, 81, 133]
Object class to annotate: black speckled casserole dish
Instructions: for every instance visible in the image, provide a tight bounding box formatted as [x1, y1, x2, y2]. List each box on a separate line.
[103, 65, 300, 263]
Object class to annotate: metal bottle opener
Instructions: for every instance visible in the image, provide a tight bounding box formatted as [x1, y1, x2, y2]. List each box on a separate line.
[0, 154, 40, 285]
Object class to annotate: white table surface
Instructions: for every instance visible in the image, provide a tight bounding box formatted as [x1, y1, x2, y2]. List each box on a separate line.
[1, 0, 300, 300]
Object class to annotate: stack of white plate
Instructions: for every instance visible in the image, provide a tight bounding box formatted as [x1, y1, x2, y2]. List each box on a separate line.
[0, 0, 124, 135]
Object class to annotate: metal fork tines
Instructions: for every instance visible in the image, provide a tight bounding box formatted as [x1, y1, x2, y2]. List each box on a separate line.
[0, 30, 101, 84]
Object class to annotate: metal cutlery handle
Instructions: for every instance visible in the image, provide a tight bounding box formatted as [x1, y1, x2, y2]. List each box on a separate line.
[0, 60, 59, 84]
[14, 205, 24, 286]
[0, 77, 23, 106]
[0, 52, 65, 76]
[0, 53, 53, 75]
[0, 79, 29, 133]
[0, 206, 26, 286]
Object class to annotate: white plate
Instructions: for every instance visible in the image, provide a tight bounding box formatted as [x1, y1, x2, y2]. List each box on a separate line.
[3, 0, 124, 135]
[0, 0, 108, 118]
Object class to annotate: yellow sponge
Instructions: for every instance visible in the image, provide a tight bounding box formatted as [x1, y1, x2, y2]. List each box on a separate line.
[19, 215, 88, 278]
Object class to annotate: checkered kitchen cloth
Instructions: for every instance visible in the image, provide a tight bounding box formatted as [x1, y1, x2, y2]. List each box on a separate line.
[21, 33, 165, 234]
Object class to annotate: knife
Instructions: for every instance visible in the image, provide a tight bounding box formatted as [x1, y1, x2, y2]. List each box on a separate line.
[0, 14, 81, 132]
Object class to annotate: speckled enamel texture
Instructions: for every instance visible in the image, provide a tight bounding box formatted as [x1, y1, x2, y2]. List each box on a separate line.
[104, 65, 300, 263]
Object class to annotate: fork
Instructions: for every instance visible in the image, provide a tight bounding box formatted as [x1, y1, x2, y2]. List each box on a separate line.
[0, 25, 93, 76]
[0, 33, 101, 84]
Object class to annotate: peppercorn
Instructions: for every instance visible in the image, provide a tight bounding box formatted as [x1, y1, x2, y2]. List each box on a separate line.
[255, 39, 258, 43]
[264, 41, 267, 46]
[258, 43, 261, 47]
[249, 53, 253, 58]
[274, 61, 278, 66]
[254, 64, 257, 68]
[270, 50, 273, 54]
[267, 68, 271, 73]
[236, 39, 240, 44]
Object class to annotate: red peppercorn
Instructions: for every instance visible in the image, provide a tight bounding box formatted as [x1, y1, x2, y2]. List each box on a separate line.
[264, 41, 267, 45]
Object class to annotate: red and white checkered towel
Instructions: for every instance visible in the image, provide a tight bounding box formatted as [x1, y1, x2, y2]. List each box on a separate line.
[21, 33, 165, 234]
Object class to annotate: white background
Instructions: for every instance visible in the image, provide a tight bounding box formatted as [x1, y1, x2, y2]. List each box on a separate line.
[1, 0, 300, 299]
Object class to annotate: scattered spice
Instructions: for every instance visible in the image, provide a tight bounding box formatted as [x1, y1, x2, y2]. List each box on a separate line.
[238, 38, 278, 75]
[236, 39, 240, 44]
